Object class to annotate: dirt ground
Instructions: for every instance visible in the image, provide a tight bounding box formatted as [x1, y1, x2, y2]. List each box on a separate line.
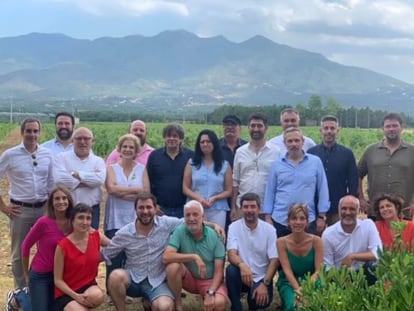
[0, 128, 280, 310]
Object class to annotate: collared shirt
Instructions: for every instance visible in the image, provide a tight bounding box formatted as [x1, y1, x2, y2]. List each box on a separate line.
[308, 143, 358, 214]
[227, 218, 278, 282]
[106, 143, 154, 166]
[233, 142, 280, 208]
[102, 216, 183, 288]
[147, 147, 194, 211]
[263, 153, 330, 225]
[322, 219, 382, 270]
[168, 224, 225, 279]
[219, 137, 247, 168]
[41, 138, 73, 155]
[53, 150, 106, 206]
[0, 143, 53, 201]
[358, 140, 414, 202]
[269, 134, 316, 155]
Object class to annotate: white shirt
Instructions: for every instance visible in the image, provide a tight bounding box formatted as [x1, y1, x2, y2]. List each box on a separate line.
[41, 138, 73, 155]
[227, 218, 278, 282]
[233, 142, 280, 208]
[268, 134, 316, 156]
[0, 143, 53, 201]
[322, 219, 382, 270]
[53, 150, 106, 206]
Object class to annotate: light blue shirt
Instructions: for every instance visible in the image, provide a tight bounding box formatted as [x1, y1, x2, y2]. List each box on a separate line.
[263, 153, 330, 225]
[41, 138, 73, 155]
[190, 159, 230, 211]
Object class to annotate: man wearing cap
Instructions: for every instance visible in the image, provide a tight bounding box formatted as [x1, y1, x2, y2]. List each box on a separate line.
[219, 115, 247, 168]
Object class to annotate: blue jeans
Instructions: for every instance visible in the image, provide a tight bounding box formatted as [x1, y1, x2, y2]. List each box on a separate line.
[226, 264, 273, 311]
[272, 220, 317, 238]
[29, 270, 54, 311]
[105, 229, 126, 294]
[91, 204, 100, 229]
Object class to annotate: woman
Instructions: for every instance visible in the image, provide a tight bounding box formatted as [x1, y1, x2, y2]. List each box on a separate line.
[277, 204, 323, 311]
[104, 134, 149, 301]
[373, 193, 414, 251]
[183, 129, 232, 228]
[13, 187, 74, 311]
[54, 203, 110, 311]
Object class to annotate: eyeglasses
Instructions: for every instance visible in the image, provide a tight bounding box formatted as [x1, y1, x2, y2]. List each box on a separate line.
[74, 136, 92, 141]
[31, 154, 37, 167]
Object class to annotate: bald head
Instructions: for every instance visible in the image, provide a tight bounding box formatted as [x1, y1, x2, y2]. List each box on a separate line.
[129, 120, 147, 146]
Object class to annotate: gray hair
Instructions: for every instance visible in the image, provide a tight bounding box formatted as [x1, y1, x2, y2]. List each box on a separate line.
[184, 200, 204, 215]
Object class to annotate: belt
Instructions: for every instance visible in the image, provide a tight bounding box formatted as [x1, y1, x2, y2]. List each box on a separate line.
[10, 199, 46, 208]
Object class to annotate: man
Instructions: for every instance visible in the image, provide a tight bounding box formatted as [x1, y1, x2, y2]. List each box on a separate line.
[358, 112, 414, 217]
[146, 123, 194, 218]
[263, 127, 330, 237]
[163, 200, 227, 311]
[106, 119, 154, 166]
[308, 115, 358, 225]
[231, 113, 280, 221]
[41, 112, 74, 154]
[322, 195, 382, 285]
[53, 127, 106, 229]
[219, 114, 247, 168]
[103, 193, 223, 311]
[226, 192, 278, 311]
[0, 118, 53, 288]
[269, 107, 316, 155]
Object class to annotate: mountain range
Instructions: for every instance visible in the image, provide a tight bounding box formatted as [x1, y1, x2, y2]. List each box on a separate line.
[0, 30, 413, 115]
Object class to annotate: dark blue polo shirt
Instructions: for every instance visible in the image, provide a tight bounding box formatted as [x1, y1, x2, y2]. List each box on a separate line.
[218, 137, 247, 168]
[146, 146, 194, 217]
[308, 143, 358, 214]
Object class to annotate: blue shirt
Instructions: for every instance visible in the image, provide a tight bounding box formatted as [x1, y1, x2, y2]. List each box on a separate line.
[263, 153, 330, 225]
[147, 147, 194, 215]
[219, 137, 247, 168]
[308, 143, 358, 214]
[190, 159, 230, 211]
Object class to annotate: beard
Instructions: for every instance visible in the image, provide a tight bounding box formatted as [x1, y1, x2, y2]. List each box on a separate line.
[57, 128, 73, 140]
[137, 214, 154, 226]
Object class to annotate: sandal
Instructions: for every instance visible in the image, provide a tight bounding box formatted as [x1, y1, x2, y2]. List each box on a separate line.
[5, 290, 18, 311]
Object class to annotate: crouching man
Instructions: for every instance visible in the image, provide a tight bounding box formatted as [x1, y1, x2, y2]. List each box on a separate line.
[163, 200, 228, 311]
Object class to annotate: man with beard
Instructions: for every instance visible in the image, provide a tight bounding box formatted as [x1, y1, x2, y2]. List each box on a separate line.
[269, 107, 315, 155]
[308, 115, 358, 225]
[226, 193, 278, 311]
[231, 113, 280, 221]
[146, 124, 194, 218]
[358, 112, 414, 218]
[322, 195, 382, 285]
[103, 193, 224, 311]
[163, 200, 228, 311]
[41, 112, 74, 155]
[53, 127, 106, 229]
[106, 119, 154, 166]
[263, 127, 330, 237]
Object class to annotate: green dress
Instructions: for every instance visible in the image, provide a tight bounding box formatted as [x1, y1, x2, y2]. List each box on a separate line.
[277, 246, 316, 311]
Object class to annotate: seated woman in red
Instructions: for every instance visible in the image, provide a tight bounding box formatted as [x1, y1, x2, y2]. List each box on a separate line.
[373, 193, 414, 251]
[54, 203, 110, 311]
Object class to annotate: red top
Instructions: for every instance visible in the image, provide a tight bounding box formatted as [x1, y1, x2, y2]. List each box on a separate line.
[55, 230, 100, 298]
[375, 220, 414, 251]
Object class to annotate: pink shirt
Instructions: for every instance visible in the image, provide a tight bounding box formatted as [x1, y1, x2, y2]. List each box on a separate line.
[21, 216, 67, 273]
[106, 144, 154, 166]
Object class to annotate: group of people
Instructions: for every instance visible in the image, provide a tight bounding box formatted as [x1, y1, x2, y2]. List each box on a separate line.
[1, 108, 414, 311]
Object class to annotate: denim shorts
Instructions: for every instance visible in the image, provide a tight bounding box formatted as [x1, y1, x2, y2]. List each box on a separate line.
[126, 277, 174, 302]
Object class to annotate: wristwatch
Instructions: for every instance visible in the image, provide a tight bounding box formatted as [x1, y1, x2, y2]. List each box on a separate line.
[263, 279, 271, 286]
[207, 289, 215, 296]
[317, 214, 327, 221]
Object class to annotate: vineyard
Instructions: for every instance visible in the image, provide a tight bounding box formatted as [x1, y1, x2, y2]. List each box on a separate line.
[1, 121, 412, 160]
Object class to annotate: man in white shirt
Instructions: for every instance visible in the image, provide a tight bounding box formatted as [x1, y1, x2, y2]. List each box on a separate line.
[0, 118, 53, 288]
[41, 112, 74, 155]
[226, 192, 278, 311]
[322, 195, 382, 285]
[268, 107, 315, 155]
[53, 127, 106, 229]
[106, 120, 154, 166]
[231, 113, 280, 221]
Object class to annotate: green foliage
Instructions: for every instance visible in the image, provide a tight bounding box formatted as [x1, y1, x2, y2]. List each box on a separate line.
[300, 223, 414, 311]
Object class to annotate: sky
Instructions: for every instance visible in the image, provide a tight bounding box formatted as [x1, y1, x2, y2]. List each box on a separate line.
[1, 0, 414, 84]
